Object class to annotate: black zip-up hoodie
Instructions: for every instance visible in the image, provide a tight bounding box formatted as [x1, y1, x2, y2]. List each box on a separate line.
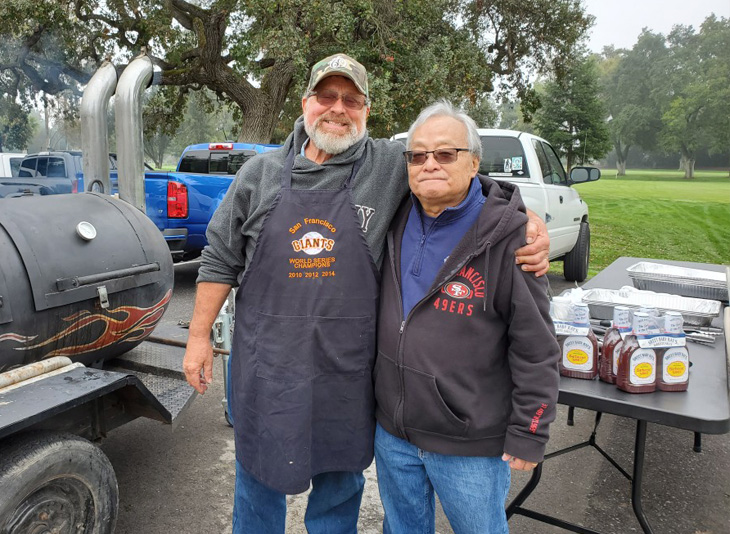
[374, 175, 560, 463]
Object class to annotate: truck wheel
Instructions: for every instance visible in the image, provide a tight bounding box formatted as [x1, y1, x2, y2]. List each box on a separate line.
[0, 432, 118, 534]
[563, 221, 590, 282]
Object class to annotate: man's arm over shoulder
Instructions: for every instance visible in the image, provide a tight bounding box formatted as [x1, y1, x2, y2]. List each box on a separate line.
[485, 178, 550, 276]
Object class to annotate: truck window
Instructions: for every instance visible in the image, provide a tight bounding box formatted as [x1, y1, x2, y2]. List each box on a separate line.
[10, 157, 23, 176]
[178, 150, 209, 174]
[19, 158, 37, 177]
[36, 157, 48, 177]
[540, 142, 568, 186]
[180, 149, 257, 175]
[531, 140, 554, 185]
[47, 158, 67, 178]
[479, 136, 529, 178]
[227, 150, 257, 174]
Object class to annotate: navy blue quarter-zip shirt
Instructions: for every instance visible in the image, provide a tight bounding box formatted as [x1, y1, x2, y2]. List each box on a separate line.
[401, 176, 485, 317]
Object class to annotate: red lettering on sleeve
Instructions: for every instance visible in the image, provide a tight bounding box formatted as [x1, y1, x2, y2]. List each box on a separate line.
[529, 403, 549, 434]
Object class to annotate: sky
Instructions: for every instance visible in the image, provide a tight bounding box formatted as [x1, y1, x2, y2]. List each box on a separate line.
[582, 0, 730, 52]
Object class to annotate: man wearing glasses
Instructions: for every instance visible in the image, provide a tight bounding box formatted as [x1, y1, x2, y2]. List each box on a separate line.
[183, 54, 549, 533]
[374, 101, 560, 533]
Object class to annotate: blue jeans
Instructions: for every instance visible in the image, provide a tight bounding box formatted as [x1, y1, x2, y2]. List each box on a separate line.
[374, 423, 510, 534]
[232, 460, 365, 534]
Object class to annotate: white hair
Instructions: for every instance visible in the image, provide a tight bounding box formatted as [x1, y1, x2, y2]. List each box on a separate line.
[406, 100, 482, 160]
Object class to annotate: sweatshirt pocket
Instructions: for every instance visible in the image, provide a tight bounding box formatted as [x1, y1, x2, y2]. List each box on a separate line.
[255, 312, 372, 382]
[402, 367, 469, 437]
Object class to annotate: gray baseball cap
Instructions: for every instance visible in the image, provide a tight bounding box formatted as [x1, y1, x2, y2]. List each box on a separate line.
[307, 53, 369, 99]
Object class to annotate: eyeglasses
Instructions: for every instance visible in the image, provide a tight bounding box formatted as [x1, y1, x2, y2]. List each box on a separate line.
[308, 90, 369, 110]
[403, 148, 470, 166]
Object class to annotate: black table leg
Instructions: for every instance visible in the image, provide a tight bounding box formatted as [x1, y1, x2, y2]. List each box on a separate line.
[693, 432, 702, 453]
[632, 420, 654, 534]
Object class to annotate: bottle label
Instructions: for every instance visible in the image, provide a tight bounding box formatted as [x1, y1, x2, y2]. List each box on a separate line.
[554, 321, 590, 336]
[562, 336, 594, 371]
[663, 348, 689, 383]
[630, 349, 656, 385]
[612, 342, 624, 375]
[637, 333, 686, 349]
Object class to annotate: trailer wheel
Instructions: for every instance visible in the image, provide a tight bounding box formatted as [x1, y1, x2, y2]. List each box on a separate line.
[563, 221, 590, 282]
[0, 432, 118, 534]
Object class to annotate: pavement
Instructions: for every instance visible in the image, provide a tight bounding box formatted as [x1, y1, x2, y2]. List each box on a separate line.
[100, 261, 730, 533]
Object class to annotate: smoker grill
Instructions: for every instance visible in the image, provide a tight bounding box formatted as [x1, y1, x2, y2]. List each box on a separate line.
[0, 192, 173, 371]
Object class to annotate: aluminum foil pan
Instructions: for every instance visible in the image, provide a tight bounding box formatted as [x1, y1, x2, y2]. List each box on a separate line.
[582, 286, 721, 327]
[627, 262, 728, 301]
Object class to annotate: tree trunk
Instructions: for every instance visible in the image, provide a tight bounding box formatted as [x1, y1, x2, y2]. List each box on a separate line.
[236, 97, 283, 143]
[614, 141, 630, 176]
[158, 5, 295, 145]
[228, 60, 296, 144]
[680, 147, 695, 179]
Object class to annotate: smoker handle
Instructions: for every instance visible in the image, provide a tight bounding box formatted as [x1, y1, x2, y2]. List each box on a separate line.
[55, 262, 160, 291]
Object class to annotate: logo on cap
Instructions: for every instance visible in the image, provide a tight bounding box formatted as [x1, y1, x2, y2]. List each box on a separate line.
[329, 56, 350, 70]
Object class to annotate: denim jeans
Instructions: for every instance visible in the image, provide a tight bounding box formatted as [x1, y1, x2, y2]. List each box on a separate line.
[232, 460, 365, 534]
[374, 423, 511, 534]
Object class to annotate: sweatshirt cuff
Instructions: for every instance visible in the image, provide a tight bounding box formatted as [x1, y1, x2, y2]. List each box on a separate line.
[503, 429, 547, 463]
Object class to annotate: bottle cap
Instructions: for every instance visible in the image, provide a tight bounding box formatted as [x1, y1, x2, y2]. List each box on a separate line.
[664, 311, 684, 334]
[572, 303, 590, 325]
[632, 312, 650, 334]
[613, 306, 631, 328]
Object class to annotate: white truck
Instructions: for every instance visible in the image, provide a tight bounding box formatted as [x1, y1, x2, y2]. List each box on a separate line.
[394, 129, 600, 282]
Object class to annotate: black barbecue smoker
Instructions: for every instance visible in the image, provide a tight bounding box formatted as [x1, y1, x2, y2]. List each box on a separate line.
[0, 55, 196, 534]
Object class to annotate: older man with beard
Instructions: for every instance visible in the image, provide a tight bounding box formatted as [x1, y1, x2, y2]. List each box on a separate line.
[183, 53, 550, 534]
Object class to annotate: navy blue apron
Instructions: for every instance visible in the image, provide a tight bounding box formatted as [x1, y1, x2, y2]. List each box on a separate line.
[230, 148, 379, 494]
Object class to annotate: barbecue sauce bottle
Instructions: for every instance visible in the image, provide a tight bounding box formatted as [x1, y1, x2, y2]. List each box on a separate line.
[616, 312, 656, 393]
[657, 312, 689, 392]
[559, 303, 599, 379]
[599, 306, 631, 384]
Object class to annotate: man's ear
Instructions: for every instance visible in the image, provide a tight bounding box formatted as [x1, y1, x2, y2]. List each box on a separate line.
[366, 106, 370, 118]
[302, 97, 308, 115]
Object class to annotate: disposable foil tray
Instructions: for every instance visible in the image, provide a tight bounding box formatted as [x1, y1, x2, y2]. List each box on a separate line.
[626, 262, 728, 301]
[582, 286, 721, 327]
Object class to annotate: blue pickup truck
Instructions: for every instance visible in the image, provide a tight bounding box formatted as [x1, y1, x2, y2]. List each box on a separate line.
[133, 142, 279, 261]
[2, 142, 279, 261]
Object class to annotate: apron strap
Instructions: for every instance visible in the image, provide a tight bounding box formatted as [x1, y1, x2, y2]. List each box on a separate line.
[280, 145, 367, 190]
[280, 147, 297, 189]
[343, 151, 365, 188]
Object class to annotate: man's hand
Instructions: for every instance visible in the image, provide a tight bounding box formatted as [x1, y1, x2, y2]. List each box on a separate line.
[183, 281, 234, 394]
[516, 209, 550, 277]
[183, 335, 214, 394]
[502, 453, 539, 472]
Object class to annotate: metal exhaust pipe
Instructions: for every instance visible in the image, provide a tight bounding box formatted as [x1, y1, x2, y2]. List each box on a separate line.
[115, 54, 153, 212]
[80, 61, 117, 194]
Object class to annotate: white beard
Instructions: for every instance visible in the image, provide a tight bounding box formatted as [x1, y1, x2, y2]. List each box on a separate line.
[304, 113, 366, 155]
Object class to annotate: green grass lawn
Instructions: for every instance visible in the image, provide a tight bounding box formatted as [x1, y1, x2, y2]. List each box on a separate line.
[550, 169, 730, 279]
